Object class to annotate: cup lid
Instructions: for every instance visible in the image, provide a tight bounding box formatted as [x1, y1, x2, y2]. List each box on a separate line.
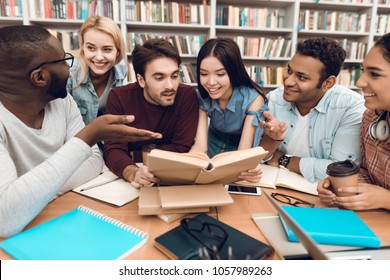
[326, 160, 359, 177]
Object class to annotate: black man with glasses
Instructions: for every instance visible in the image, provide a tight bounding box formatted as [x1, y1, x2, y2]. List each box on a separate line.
[0, 25, 162, 238]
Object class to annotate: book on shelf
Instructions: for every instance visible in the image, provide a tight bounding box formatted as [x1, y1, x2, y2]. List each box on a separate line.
[147, 146, 268, 185]
[279, 206, 381, 248]
[236, 164, 318, 196]
[0, 205, 148, 260]
[0, 0, 22, 17]
[138, 186, 210, 215]
[154, 213, 274, 260]
[29, 0, 119, 20]
[134, 1, 207, 24]
[72, 170, 139, 207]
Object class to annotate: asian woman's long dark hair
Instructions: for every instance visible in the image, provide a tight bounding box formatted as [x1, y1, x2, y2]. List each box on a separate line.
[197, 37, 267, 103]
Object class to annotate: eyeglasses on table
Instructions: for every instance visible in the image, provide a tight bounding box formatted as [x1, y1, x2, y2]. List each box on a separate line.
[180, 217, 228, 260]
[271, 192, 315, 208]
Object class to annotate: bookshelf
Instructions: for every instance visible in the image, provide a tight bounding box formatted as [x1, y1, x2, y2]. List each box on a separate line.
[0, 0, 389, 91]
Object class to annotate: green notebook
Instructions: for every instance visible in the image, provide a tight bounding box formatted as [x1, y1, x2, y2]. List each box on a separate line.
[0, 205, 148, 260]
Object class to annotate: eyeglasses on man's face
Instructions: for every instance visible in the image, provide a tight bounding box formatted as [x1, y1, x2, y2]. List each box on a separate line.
[271, 192, 315, 208]
[30, 52, 74, 73]
[180, 217, 228, 258]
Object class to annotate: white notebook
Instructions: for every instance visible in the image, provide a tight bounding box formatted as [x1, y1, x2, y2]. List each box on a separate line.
[73, 171, 139, 206]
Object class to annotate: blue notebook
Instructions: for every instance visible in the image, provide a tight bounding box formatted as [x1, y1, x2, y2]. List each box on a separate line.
[0, 205, 148, 260]
[279, 206, 380, 248]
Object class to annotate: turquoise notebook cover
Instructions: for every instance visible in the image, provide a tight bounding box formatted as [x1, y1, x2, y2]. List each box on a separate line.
[279, 206, 381, 248]
[0, 205, 148, 260]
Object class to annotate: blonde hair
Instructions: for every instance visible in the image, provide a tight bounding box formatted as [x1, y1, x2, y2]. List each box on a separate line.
[74, 16, 126, 87]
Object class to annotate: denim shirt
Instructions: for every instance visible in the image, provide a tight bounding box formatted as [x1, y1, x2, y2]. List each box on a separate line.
[267, 85, 365, 182]
[197, 86, 268, 148]
[67, 58, 128, 125]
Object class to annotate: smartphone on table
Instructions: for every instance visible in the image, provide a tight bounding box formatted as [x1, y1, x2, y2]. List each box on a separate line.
[224, 185, 261, 196]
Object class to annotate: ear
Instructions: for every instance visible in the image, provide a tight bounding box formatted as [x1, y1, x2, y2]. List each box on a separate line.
[320, 75, 336, 93]
[30, 68, 48, 88]
[137, 73, 145, 88]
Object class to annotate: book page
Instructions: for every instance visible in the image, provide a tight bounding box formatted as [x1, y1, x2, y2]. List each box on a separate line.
[275, 168, 318, 195]
[193, 147, 268, 184]
[149, 149, 210, 167]
[258, 164, 280, 188]
[209, 146, 266, 167]
[148, 149, 211, 184]
[73, 171, 139, 206]
[231, 163, 278, 188]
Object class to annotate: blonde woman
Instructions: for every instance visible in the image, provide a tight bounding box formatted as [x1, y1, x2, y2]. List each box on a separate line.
[67, 16, 127, 124]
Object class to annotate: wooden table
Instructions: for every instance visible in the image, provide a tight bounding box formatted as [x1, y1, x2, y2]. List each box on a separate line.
[1, 188, 390, 260]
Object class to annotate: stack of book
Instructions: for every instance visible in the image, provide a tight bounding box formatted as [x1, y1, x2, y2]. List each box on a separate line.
[138, 184, 233, 222]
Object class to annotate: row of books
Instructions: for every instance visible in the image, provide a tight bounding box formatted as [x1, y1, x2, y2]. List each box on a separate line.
[0, 0, 22, 17]
[246, 65, 362, 89]
[125, 0, 209, 25]
[234, 36, 292, 59]
[339, 39, 367, 60]
[127, 62, 198, 84]
[128, 61, 362, 89]
[376, 14, 390, 34]
[246, 66, 284, 88]
[127, 33, 207, 56]
[29, 0, 120, 21]
[48, 29, 80, 51]
[298, 9, 370, 33]
[215, 6, 283, 28]
[337, 66, 362, 88]
[321, 0, 372, 3]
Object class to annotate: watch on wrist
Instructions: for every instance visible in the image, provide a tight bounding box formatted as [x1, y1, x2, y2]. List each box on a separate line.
[278, 154, 292, 169]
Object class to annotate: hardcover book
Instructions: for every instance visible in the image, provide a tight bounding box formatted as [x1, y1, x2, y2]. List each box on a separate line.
[147, 146, 268, 185]
[138, 186, 210, 215]
[154, 213, 273, 260]
[279, 206, 381, 248]
[158, 184, 233, 209]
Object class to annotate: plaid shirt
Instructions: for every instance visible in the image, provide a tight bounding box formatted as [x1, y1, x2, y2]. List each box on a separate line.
[359, 109, 390, 189]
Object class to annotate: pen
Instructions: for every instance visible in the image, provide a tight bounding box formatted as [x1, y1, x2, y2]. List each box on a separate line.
[80, 178, 120, 192]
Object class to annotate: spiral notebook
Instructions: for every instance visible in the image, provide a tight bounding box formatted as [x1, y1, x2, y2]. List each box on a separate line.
[0, 205, 148, 260]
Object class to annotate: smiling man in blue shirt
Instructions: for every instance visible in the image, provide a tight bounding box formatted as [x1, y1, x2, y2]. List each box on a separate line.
[260, 37, 366, 183]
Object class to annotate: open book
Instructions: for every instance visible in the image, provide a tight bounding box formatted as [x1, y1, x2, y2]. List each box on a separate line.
[236, 164, 318, 195]
[147, 146, 268, 185]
